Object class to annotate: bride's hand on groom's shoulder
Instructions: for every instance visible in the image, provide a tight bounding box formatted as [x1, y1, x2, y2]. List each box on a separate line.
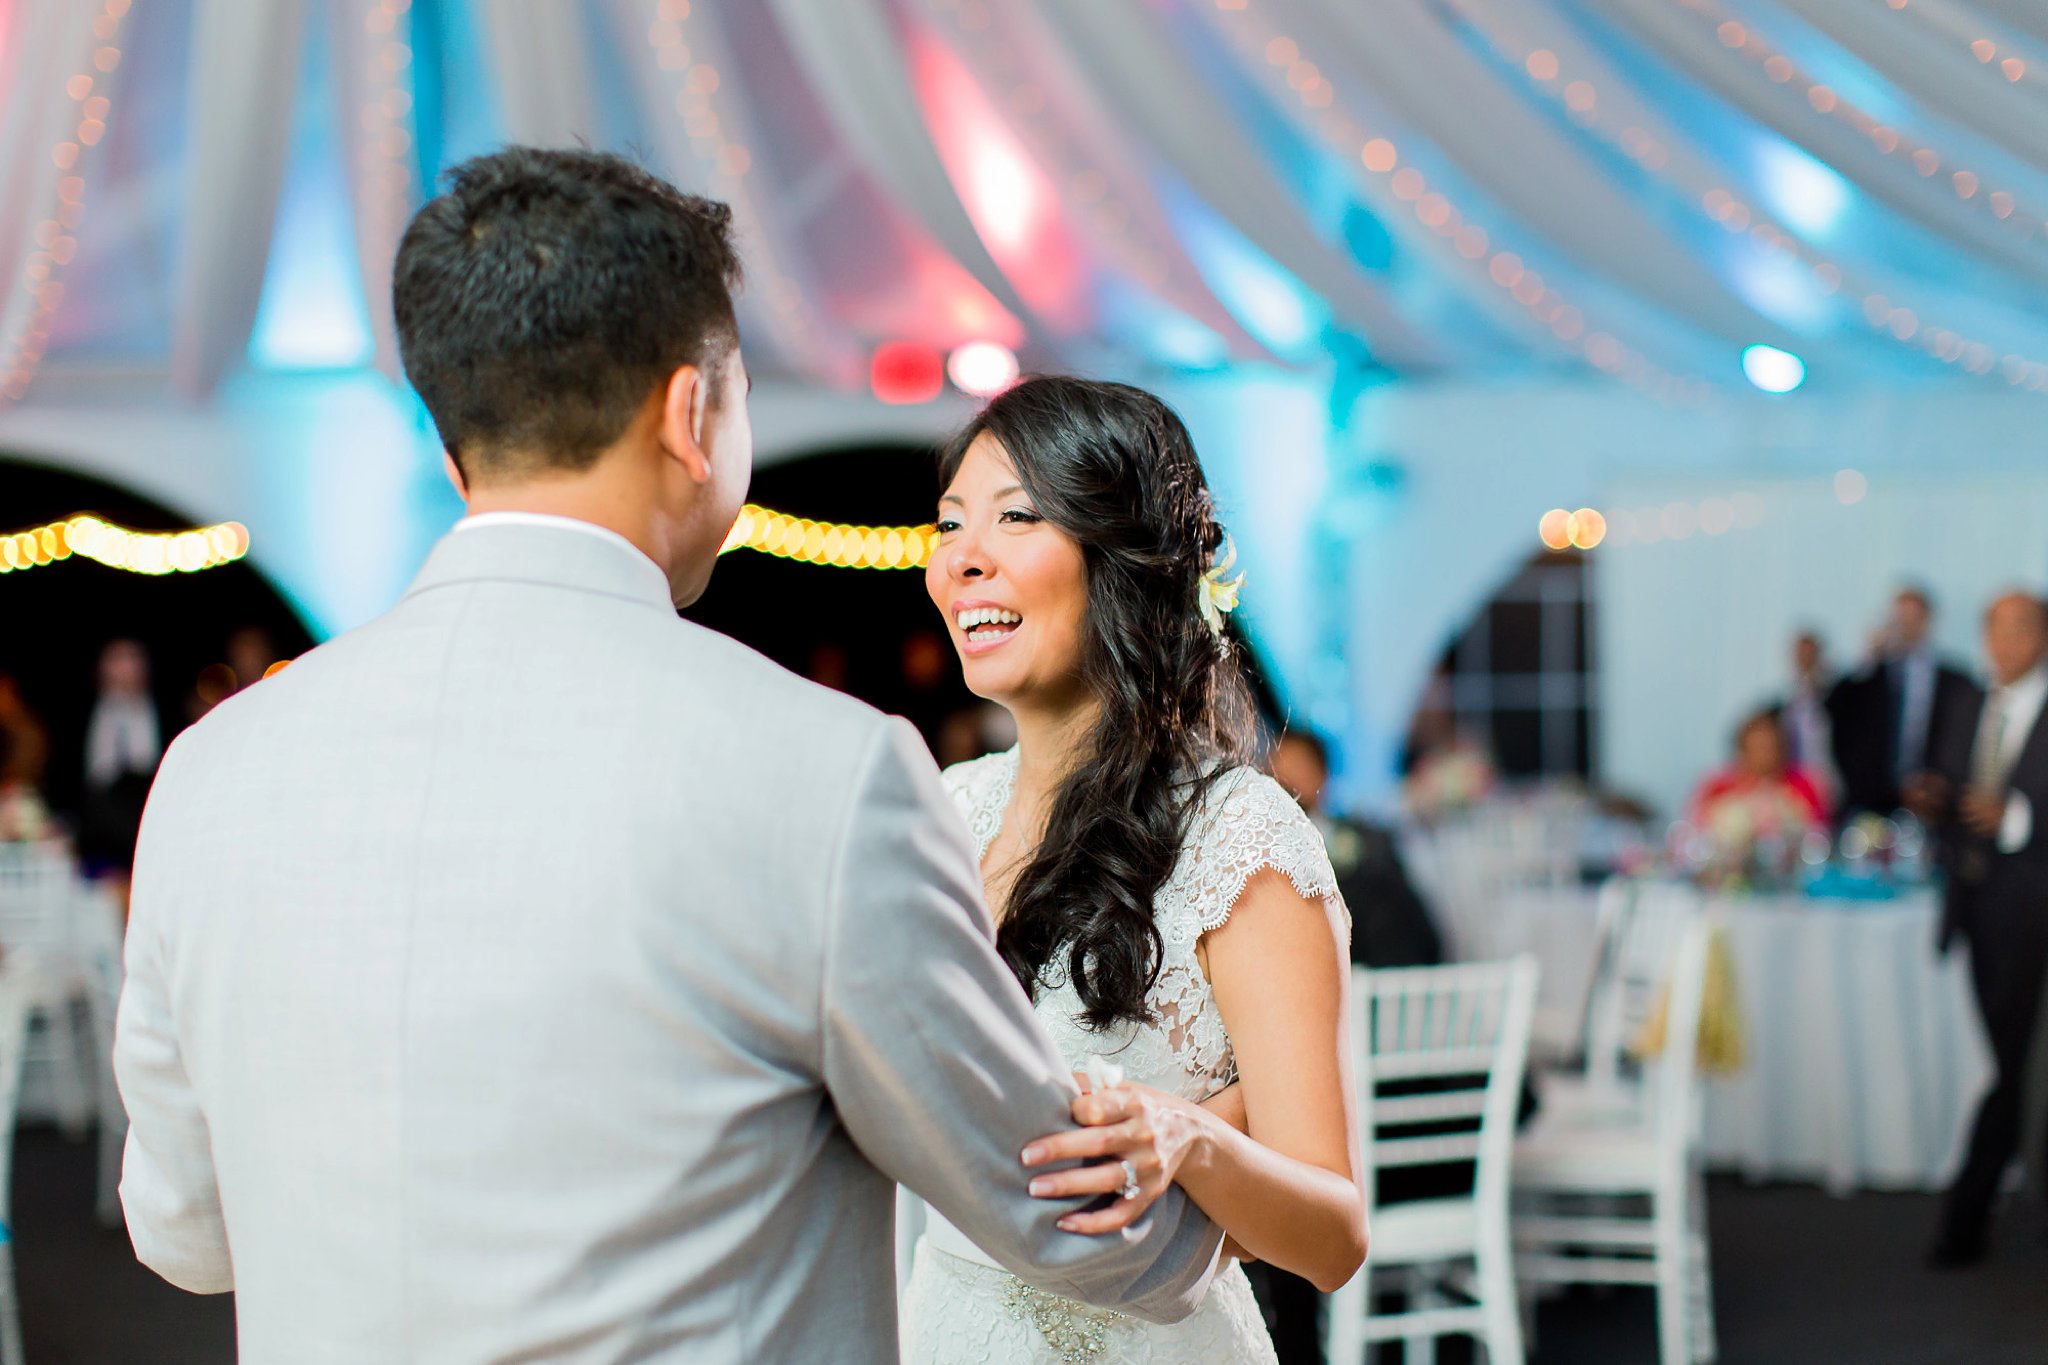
[1019, 1083, 1218, 1235]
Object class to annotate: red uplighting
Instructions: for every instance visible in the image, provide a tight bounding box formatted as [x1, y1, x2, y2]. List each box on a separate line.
[870, 342, 945, 404]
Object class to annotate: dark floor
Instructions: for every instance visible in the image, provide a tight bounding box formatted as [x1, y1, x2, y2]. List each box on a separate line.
[15, 1129, 235, 1365]
[15, 1128, 2048, 1363]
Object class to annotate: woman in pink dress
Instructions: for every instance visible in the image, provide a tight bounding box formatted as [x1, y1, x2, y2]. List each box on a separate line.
[1689, 709, 1831, 840]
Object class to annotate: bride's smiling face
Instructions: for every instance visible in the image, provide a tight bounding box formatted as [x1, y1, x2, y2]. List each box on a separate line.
[927, 434, 1091, 710]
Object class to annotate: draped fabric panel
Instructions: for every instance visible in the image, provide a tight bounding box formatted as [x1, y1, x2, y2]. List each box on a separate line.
[0, 2, 119, 399]
[917, 0, 1275, 364]
[1276, 0, 1789, 348]
[169, 0, 308, 400]
[1030, 0, 1443, 367]
[1602, 0, 2048, 294]
[762, 0, 1048, 343]
[1186, 0, 1591, 364]
[1777, 0, 2048, 179]
[331, 0, 422, 384]
[1446, 0, 1960, 373]
[1958, 0, 2048, 49]
[599, 0, 862, 386]
[473, 0, 601, 148]
[13, 0, 2048, 402]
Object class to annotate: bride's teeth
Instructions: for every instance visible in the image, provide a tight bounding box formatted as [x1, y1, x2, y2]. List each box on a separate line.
[956, 608, 1022, 630]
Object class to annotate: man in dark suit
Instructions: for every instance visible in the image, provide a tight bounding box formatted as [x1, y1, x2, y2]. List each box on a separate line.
[1828, 586, 1979, 818]
[1926, 592, 2048, 1266]
[1272, 729, 1444, 970]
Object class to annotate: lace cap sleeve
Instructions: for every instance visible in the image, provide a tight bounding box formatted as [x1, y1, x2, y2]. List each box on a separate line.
[1174, 767, 1345, 936]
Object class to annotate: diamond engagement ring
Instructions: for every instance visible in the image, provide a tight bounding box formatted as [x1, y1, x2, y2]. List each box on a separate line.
[1117, 1159, 1141, 1202]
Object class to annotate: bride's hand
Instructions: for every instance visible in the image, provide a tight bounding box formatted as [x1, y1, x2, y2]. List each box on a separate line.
[1021, 1082, 1215, 1234]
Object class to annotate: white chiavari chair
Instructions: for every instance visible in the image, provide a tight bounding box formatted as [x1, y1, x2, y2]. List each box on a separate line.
[1512, 886, 1716, 1364]
[1328, 956, 1538, 1365]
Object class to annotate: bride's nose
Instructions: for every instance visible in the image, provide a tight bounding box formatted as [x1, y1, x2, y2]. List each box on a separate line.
[947, 532, 991, 581]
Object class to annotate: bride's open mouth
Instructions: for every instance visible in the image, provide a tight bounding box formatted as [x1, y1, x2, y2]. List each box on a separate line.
[956, 606, 1022, 653]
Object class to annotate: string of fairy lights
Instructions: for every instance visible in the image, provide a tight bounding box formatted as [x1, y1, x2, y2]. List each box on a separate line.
[1441, 0, 2048, 392]
[0, 516, 251, 577]
[2, 506, 923, 579]
[719, 504, 936, 570]
[0, 0, 130, 408]
[1206, 0, 1713, 405]
[644, 0, 855, 382]
[1671, 0, 2047, 249]
[1876, 0, 2032, 88]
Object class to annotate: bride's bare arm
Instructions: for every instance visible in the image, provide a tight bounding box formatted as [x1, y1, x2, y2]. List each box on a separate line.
[1024, 869, 1366, 1291]
[1184, 869, 1366, 1287]
[1199, 1082, 1247, 1133]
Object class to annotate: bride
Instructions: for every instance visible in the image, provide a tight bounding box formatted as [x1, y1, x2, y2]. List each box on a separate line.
[899, 376, 1367, 1362]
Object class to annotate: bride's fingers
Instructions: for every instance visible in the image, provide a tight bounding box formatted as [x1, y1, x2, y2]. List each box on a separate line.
[1027, 1151, 1161, 1200]
[1056, 1176, 1165, 1235]
[1070, 1086, 1142, 1127]
[1021, 1118, 1149, 1167]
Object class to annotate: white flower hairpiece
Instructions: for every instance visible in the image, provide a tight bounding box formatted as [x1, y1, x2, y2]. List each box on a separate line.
[1197, 533, 1246, 644]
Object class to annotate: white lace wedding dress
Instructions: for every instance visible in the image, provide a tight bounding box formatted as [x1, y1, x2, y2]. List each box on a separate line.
[899, 748, 1343, 1364]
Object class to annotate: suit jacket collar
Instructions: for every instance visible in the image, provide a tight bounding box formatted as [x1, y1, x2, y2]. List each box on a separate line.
[2005, 683, 2048, 791]
[404, 520, 678, 612]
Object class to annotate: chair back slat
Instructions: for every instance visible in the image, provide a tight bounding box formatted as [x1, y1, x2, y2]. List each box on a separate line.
[1372, 1090, 1491, 1126]
[0, 842, 78, 959]
[1353, 958, 1538, 1214]
[1373, 1133, 1485, 1168]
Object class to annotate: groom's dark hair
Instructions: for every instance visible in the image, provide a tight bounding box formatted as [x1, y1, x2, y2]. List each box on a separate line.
[393, 147, 743, 482]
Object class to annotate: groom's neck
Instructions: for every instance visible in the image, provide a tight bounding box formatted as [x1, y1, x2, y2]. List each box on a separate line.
[464, 467, 672, 571]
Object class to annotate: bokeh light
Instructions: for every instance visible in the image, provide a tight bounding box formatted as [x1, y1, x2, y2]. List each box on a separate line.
[946, 340, 1020, 398]
[869, 342, 945, 404]
[1741, 343, 1807, 393]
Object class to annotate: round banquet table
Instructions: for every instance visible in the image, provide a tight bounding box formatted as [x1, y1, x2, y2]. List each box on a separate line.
[1480, 884, 1993, 1195]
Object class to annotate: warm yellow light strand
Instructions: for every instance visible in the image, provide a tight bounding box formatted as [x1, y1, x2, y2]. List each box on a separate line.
[0, 515, 251, 577]
[718, 504, 935, 570]
[0, 0, 130, 406]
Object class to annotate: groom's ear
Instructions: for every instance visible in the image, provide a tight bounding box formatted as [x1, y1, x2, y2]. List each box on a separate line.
[658, 365, 715, 485]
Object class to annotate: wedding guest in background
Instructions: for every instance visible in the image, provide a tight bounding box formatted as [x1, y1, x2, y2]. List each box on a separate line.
[1402, 694, 1498, 824]
[85, 640, 163, 792]
[1829, 586, 1977, 817]
[1274, 729, 1444, 971]
[1777, 629, 1837, 809]
[1925, 591, 2048, 1268]
[80, 639, 166, 905]
[1689, 709, 1830, 841]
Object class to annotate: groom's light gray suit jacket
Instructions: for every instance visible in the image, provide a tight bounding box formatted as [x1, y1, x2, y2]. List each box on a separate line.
[114, 521, 1220, 1363]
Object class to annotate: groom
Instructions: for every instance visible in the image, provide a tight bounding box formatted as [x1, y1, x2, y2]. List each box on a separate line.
[113, 148, 1221, 1362]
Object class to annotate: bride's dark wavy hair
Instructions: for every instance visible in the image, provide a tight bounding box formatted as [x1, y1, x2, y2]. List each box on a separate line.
[940, 376, 1258, 1029]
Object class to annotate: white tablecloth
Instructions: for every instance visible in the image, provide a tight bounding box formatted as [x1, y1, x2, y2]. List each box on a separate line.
[1479, 885, 1992, 1194]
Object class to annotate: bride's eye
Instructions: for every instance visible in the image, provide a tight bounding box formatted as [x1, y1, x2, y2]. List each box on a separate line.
[934, 517, 962, 534]
[999, 509, 1042, 525]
